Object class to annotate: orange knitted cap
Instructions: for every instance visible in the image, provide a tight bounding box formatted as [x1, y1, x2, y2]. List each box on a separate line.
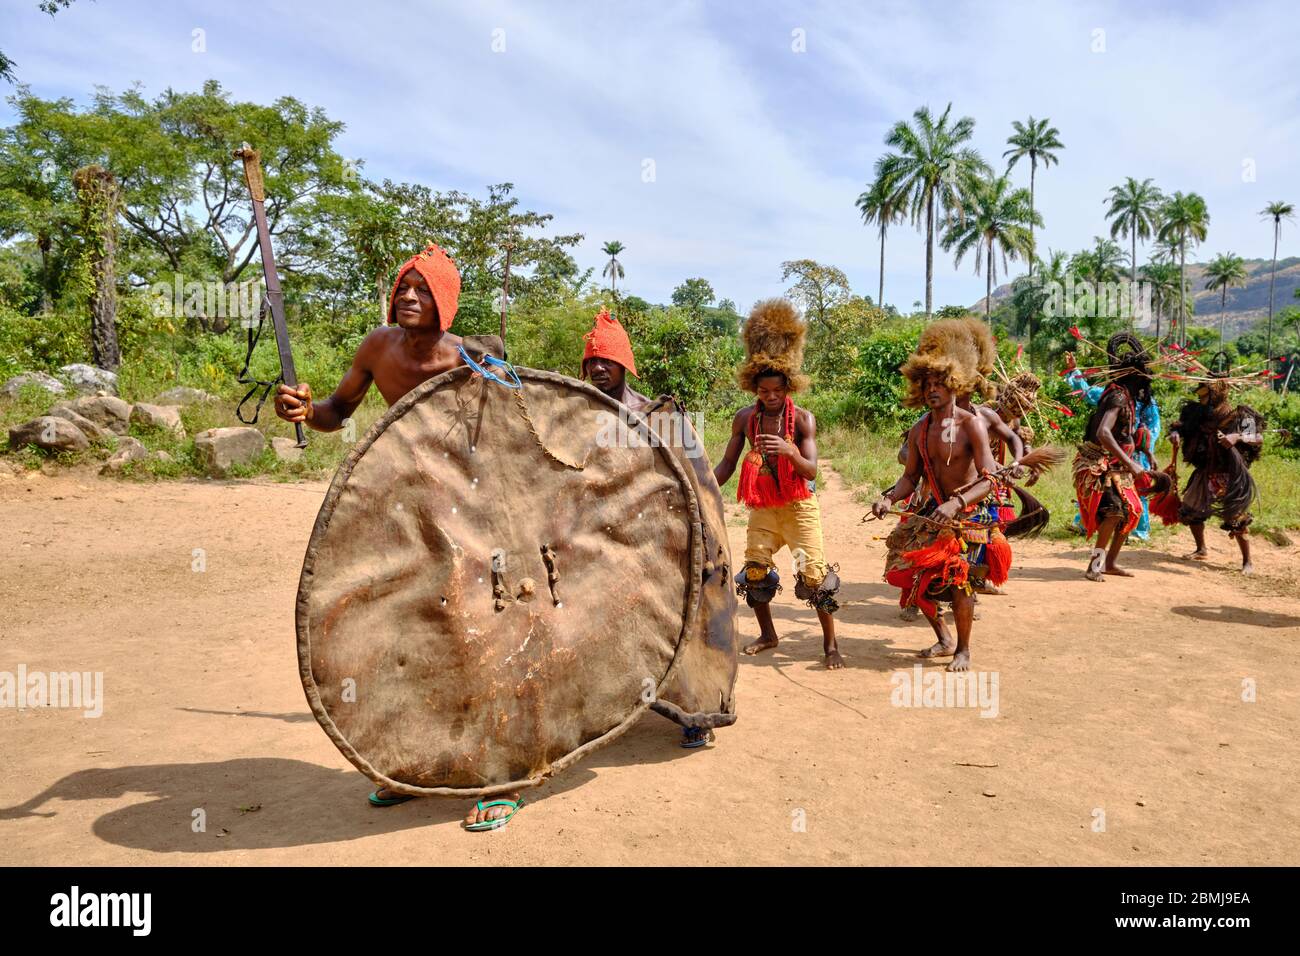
[387, 243, 460, 330]
[581, 309, 638, 378]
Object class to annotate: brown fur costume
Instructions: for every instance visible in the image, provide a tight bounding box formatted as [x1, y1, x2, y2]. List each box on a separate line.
[899, 318, 986, 408]
[738, 298, 810, 393]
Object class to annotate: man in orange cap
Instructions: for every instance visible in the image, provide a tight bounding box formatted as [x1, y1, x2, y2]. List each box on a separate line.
[581, 309, 649, 412]
[274, 243, 499, 431]
[276, 244, 519, 831]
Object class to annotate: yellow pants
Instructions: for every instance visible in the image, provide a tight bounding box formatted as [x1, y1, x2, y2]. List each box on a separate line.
[744, 496, 829, 586]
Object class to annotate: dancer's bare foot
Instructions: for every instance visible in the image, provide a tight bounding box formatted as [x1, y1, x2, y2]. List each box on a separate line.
[973, 581, 1006, 595]
[947, 649, 971, 672]
[824, 649, 845, 669]
[1187, 549, 1209, 561]
[1103, 566, 1134, 577]
[1241, 561, 1254, 576]
[743, 636, 778, 656]
[920, 639, 956, 659]
[1084, 567, 1105, 582]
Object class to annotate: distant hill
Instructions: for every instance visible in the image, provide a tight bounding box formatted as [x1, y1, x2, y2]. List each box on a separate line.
[972, 257, 1300, 340]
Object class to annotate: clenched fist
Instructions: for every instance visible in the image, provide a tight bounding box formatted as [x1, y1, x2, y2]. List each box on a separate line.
[275, 382, 313, 424]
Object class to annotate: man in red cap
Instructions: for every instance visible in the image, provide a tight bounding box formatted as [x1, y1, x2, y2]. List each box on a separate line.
[276, 245, 520, 832]
[581, 309, 649, 412]
[275, 243, 498, 431]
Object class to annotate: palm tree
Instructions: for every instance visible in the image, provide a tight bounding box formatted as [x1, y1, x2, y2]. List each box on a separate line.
[1157, 192, 1210, 346]
[856, 172, 906, 308]
[939, 173, 1038, 320]
[601, 240, 625, 296]
[1203, 252, 1249, 347]
[1003, 116, 1063, 277]
[1009, 248, 1068, 363]
[1105, 177, 1164, 323]
[878, 103, 989, 318]
[1139, 260, 1180, 342]
[1261, 201, 1295, 369]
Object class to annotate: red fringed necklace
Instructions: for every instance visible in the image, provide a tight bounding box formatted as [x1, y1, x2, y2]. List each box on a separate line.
[737, 397, 812, 509]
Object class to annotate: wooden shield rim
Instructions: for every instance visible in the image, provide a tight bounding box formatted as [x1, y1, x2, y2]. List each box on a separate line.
[295, 365, 705, 798]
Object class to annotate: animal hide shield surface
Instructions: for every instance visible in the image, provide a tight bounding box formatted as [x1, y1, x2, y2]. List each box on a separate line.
[296, 367, 728, 798]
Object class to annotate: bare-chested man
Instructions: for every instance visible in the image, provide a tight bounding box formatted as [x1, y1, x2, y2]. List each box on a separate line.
[713, 300, 842, 669]
[275, 243, 519, 833]
[873, 319, 1006, 673]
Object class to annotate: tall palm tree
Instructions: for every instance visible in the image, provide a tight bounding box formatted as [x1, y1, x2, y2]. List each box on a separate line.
[940, 173, 1038, 319]
[601, 240, 625, 296]
[1203, 252, 1249, 347]
[856, 172, 906, 308]
[1073, 236, 1128, 285]
[1003, 116, 1063, 277]
[878, 103, 989, 318]
[1157, 192, 1210, 346]
[1105, 177, 1164, 323]
[1261, 201, 1295, 368]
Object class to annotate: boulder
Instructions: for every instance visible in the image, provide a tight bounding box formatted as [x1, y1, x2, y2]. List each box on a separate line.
[154, 450, 175, 463]
[67, 395, 132, 435]
[271, 436, 304, 462]
[100, 436, 149, 474]
[194, 427, 265, 477]
[130, 402, 185, 437]
[47, 405, 111, 443]
[154, 386, 218, 406]
[3, 371, 67, 398]
[8, 416, 90, 453]
[60, 363, 119, 395]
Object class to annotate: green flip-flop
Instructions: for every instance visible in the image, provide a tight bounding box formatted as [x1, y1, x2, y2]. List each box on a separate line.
[368, 790, 417, 807]
[464, 797, 524, 832]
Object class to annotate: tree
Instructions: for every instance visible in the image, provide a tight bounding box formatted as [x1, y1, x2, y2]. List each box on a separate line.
[779, 259, 851, 328]
[1003, 116, 1063, 276]
[1139, 260, 1180, 342]
[670, 277, 715, 316]
[1157, 191, 1210, 346]
[1261, 200, 1295, 369]
[939, 172, 1038, 320]
[1008, 249, 1069, 363]
[856, 171, 906, 309]
[1203, 252, 1248, 347]
[877, 103, 989, 317]
[1105, 177, 1163, 321]
[72, 164, 120, 370]
[717, 297, 737, 314]
[601, 240, 625, 296]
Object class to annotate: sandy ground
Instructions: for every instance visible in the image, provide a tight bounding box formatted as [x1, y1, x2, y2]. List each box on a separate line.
[2, 463, 1298, 866]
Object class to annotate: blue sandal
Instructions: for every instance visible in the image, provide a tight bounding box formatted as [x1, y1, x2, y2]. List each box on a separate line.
[680, 727, 715, 749]
[368, 790, 417, 807]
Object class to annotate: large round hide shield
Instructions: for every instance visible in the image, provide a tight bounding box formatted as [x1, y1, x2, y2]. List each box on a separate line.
[297, 366, 728, 798]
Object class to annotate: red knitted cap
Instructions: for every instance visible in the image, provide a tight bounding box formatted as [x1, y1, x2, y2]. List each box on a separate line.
[581, 310, 638, 378]
[387, 243, 460, 331]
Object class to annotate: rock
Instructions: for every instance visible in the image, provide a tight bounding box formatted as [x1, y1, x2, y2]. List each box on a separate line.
[3, 371, 67, 398]
[47, 405, 111, 442]
[130, 402, 185, 437]
[270, 436, 303, 462]
[154, 450, 175, 463]
[154, 386, 218, 406]
[100, 436, 149, 474]
[59, 363, 118, 395]
[67, 395, 132, 435]
[194, 426, 265, 477]
[8, 416, 90, 453]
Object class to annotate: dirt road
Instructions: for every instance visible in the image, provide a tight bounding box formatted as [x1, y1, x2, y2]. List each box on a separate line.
[2, 465, 1298, 865]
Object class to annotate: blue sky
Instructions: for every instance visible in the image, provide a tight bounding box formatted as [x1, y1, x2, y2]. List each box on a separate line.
[3, 0, 1298, 312]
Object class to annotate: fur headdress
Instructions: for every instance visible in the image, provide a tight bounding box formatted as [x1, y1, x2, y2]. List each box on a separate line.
[899, 318, 986, 408]
[959, 316, 998, 399]
[738, 298, 810, 393]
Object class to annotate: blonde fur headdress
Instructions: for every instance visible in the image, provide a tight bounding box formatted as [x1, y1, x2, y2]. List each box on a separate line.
[899, 317, 988, 408]
[738, 298, 810, 393]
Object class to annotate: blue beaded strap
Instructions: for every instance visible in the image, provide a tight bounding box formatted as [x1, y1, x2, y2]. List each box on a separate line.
[458, 345, 522, 389]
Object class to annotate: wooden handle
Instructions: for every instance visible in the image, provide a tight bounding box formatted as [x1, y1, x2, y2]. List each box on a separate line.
[233, 143, 265, 202]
